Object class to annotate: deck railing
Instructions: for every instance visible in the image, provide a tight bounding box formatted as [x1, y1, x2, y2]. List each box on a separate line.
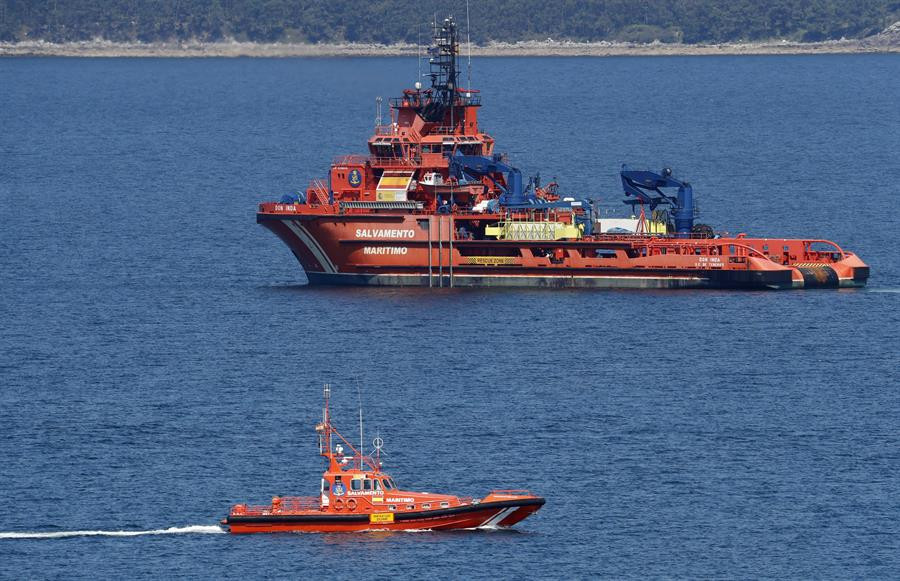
[370, 156, 420, 167]
[331, 154, 421, 168]
[374, 125, 422, 141]
[308, 179, 331, 205]
[232, 496, 321, 516]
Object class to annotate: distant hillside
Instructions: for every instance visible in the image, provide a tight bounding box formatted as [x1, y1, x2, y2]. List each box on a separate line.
[2, 0, 898, 45]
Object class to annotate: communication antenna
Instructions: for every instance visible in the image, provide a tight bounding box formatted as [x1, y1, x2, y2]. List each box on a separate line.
[375, 96, 383, 128]
[321, 383, 332, 454]
[417, 23, 422, 88]
[356, 378, 364, 470]
[373, 433, 384, 467]
[466, 0, 472, 90]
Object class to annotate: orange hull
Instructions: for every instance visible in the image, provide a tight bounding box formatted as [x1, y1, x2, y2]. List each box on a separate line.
[258, 209, 869, 290]
[225, 498, 545, 534]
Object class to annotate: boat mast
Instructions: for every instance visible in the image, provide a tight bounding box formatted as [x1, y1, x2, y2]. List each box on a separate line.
[421, 16, 460, 123]
[315, 383, 380, 472]
[356, 380, 364, 471]
[466, 0, 472, 90]
[320, 383, 332, 460]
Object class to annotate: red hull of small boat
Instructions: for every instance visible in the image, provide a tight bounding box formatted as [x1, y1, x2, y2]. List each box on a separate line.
[225, 498, 544, 534]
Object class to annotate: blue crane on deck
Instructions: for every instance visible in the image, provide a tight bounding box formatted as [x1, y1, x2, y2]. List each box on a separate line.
[620, 167, 697, 237]
[448, 153, 594, 235]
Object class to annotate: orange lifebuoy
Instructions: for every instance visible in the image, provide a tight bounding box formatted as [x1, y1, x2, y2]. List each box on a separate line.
[346, 499, 358, 511]
[333, 498, 344, 510]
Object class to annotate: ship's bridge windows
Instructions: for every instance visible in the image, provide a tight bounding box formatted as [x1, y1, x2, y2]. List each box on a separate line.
[373, 479, 382, 491]
[351, 479, 363, 491]
[372, 144, 392, 157]
[382, 478, 394, 490]
[458, 143, 481, 156]
[363, 479, 373, 491]
[371, 142, 405, 158]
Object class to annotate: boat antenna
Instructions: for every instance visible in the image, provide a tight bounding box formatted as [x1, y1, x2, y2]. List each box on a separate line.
[322, 383, 331, 455]
[417, 22, 422, 87]
[356, 378, 364, 470]
[373, 431, 384, 468]
[466, 0, 472, 90]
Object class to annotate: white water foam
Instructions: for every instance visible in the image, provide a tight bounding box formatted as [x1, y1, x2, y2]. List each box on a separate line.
[0, 525, 225, 539]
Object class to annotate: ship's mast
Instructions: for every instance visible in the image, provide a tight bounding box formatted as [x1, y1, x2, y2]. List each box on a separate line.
[318, 383, 333, 462]
[422, 16, 461, 122]
[356, 380, 364, 471]
[466, 0, 472, 90]
[316, 383, 380, 473]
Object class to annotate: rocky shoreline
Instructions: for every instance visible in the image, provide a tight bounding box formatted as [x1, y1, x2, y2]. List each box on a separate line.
[2, 28, 898, 58]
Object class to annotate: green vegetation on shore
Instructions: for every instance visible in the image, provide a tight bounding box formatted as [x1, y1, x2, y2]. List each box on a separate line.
[2, 0, 898, 45]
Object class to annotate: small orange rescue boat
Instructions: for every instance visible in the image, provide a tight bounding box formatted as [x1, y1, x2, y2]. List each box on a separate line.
[223, 385, 544, 533]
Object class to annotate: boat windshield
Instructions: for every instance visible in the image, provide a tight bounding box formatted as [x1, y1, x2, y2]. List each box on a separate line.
[382, 478, 394, 490]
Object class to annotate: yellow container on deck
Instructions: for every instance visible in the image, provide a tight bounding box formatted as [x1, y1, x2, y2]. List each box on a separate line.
[485, 221, 583, 241]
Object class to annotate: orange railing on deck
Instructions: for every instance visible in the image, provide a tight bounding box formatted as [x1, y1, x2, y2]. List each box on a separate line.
[233, 496, 322, 516]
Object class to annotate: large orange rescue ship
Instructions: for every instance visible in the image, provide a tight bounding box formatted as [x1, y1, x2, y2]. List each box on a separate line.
[223, 385, 544, 533]
[258, 17, 868, 290]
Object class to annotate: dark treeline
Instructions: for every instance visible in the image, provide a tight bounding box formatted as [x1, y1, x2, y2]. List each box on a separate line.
[1, 0, 898, 44]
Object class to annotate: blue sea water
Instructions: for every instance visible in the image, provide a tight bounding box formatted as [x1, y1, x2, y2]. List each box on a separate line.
[0, 54, 898, 579]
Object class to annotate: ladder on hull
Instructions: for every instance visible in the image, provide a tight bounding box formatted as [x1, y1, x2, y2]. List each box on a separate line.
[428, 215, 454, 288]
